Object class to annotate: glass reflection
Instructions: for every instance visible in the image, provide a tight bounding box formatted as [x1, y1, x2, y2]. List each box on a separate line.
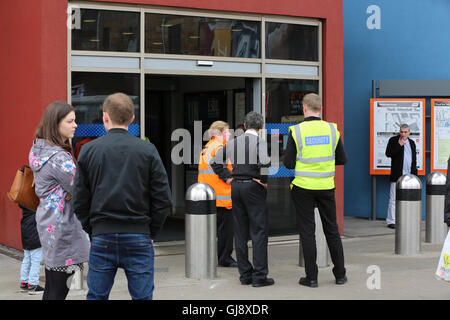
[145, 13, 260, 58]
[71, 72, 140, 146]
[265, 78, 318, 172]
[264, 78, 319, 235]
[266, 22, 318, 61]
[72, 9, 140, 52]
[266, 79, 319, 124]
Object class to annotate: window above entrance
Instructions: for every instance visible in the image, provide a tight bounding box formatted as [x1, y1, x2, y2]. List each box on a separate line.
[145, 13, 261, 58]
[266, 22, 318, 61]
[72, 9, 140, 52]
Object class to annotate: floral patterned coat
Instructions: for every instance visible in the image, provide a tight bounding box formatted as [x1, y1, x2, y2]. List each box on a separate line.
[29, 139, 90, 268]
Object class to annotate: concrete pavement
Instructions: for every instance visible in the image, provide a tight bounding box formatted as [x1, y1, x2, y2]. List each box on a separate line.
[0, 217, 449, 300]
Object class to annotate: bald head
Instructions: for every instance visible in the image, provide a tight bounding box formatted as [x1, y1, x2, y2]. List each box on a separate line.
[103, 93, 134, 125]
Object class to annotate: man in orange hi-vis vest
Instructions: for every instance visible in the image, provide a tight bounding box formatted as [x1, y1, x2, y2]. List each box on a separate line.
[198, 121, 237, 268]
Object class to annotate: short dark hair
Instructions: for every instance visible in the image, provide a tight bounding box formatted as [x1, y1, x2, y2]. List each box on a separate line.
[400, 124, 410, 131]
[244, 111, 264, 130]
[103, 93, 134, 125]
[303, 93, 322, 112]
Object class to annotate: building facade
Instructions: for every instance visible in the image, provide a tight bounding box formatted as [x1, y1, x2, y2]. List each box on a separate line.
[0, 0, 344, 249]
[343, 0, 450, 219]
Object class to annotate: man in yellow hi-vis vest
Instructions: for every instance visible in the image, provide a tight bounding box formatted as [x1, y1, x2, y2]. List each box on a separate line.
[283, 93, 347, 288]
[198, 121, 237, 268]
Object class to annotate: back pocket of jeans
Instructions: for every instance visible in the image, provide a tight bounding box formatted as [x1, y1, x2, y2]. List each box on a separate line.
[124, 243, 153, 273]
[89, 243, 109, 271]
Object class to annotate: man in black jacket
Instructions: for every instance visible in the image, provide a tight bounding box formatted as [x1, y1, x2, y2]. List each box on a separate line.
[211, 111, 274, 288]
[73, 93, 172, 300]
[385, 124, 417, 229]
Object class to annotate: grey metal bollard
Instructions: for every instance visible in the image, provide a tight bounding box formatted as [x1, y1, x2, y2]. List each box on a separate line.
[395, 174, 422, 255]
[299, 208, 330, 267]
[426, 171, 448, 243]
[185, 182, 217, 279]
[69, 269, 83, 290]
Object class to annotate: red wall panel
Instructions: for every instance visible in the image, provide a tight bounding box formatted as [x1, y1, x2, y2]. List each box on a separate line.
[0, 0, 67, 249]
[0, 0, 343, 249]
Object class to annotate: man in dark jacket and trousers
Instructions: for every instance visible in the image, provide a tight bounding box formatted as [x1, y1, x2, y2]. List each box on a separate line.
[19, 206, 44, 294]
[385, 124, 417, 229]
[211, 111, 274, 288]
[73, 93, 172, 300]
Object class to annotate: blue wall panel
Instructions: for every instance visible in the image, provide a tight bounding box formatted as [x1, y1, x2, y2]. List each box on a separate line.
[343, 0, 450, 219]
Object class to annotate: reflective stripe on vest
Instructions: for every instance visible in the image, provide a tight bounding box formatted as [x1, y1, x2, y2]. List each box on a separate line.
[289, 121, 339, 190]
[216, 195, 232, 200]
[198, 138, 232, 207]
[200, 140, 225, 175]
[198, 168, 215, 175]
[295, 170, 335, 178]
[294, 122, 336, 163]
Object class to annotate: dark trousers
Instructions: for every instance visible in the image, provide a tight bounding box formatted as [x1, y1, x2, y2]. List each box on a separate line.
[231, 180, 268, 282]
[217, 207, 235, 265]
[291, 185, 346, 280]
[43, 268, 74, 300]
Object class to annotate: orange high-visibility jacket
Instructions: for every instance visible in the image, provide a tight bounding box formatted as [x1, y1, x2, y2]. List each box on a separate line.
[198, 137, 232, 209]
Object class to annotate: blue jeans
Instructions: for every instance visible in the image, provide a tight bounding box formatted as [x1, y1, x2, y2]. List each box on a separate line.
[20, 247, 43, 285]
[86, 233, 154, 300]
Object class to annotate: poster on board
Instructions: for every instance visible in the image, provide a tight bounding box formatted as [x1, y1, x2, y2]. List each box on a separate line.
[431, 99, 450, 173]
[370, 99, 426, 175]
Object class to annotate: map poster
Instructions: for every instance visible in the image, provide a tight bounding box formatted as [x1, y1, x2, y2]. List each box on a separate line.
[431, 99, 450, 173]
[370, 99, 426, 175]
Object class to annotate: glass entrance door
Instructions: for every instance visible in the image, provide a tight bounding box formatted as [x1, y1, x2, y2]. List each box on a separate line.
[145, 75, 254, 241]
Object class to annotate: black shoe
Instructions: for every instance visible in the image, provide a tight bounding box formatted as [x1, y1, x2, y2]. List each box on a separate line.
[387, 224, 395, 229]
[28, 284, 44, 295]
[335, 276, 347, 285]
[240, 278, 252, 285]
[299, 277, 318, 288]
[252, 278, 275, 287]
[219, 260, 238, 268]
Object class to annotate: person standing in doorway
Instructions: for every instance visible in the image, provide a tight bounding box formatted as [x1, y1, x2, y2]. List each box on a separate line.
[385, 124, 417, 229]
[198, 121, 237, 268]
[283, 93, 347, 288]
[73, 92, 172, 300]
[211, 111, 274, 287]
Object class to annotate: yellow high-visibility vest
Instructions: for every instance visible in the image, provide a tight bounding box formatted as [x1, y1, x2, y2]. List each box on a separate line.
[289, 120, 339, 190]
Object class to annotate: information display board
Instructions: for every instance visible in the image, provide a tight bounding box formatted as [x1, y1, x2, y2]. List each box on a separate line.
[370, 99, 426, 175]
[431, 99, 450, 173]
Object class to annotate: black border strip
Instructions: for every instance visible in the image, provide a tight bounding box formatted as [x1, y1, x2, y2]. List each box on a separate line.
[426, 184, 446, 195]
[396, 189, 421, 201]
[185, 200, 217, 215]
